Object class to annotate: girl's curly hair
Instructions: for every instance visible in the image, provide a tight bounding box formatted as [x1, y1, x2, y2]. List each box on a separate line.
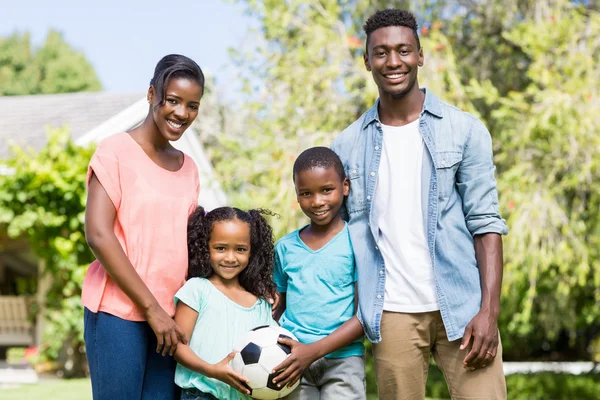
[187, 206, 277, 299]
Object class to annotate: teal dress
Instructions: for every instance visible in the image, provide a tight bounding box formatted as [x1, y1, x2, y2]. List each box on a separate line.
[174, 278, 276, 400]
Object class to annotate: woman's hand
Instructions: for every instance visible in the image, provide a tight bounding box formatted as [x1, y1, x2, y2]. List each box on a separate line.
[208, 352, 251, 395]
[271, 337, 318, 389]
[145, 303, 188, 356]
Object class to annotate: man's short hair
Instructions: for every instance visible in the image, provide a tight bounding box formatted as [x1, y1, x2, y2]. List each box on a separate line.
[364, 9, 421, 51]
[293, 147, 346, 182]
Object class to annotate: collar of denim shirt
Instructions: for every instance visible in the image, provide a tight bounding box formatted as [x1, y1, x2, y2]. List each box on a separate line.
[360, 88, 444, 131]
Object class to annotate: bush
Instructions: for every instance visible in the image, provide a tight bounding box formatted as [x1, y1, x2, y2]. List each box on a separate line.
[365, 350, 599, 399]
[427, 367, 599, 400]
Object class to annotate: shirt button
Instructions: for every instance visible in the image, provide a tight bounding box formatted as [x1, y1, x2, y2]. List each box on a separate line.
[352, 169, 357, 174]
[370, 171, 376, 176]
[375, 146, 380, 151]
[377, 295, 382, 299]
[375, 246, 379, 250]
[367, 195, 371, 200]
[379, 270, 384, 275]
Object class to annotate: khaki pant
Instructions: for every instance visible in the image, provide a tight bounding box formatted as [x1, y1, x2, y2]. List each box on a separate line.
[372, 311, 507, 400]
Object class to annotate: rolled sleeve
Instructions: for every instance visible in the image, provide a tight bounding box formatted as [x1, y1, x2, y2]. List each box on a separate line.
[456, 119, 509, 236]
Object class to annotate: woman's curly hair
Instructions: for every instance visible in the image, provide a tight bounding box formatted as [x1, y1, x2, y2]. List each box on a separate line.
[187, 206, 277, 299]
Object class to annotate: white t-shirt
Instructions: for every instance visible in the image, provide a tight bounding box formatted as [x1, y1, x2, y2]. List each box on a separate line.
[374, 119, 439, 312]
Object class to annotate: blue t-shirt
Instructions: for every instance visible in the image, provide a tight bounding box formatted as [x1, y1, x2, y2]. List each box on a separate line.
[174, 278, 276, 400]
[273, 223, 364, 359]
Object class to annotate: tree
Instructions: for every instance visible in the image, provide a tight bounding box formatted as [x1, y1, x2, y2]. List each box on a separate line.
[0, 128, 95, 376]
[215, 0, 472, 239]
[469, 2, 600, 350]
[0, 30, 101, 96]
[215, 0, 599, 360]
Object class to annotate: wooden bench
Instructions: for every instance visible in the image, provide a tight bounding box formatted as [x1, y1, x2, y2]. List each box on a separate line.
[0, 296, 34, 346]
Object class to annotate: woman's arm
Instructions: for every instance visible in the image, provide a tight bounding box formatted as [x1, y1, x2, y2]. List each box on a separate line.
[173, 302, 250, 395]
[85, 173, 186, 355]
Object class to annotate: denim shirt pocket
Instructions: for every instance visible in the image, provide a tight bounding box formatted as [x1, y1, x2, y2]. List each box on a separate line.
[435, 151, 462, 200]
[345, 166, 368, 214]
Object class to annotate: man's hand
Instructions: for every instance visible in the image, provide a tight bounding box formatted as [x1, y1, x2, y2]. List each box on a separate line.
[460, 310, 499, 370]
[270, 337, 318, 388]
[208, 352, 251, 395]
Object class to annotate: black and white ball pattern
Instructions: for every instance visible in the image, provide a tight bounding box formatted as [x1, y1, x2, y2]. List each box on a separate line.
[231, 325, 300, 399]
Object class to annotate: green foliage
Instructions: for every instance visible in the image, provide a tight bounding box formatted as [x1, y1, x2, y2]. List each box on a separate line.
[505, 372, 600, 400]
[0, 128, 94, 372]
[0, 30, 101, 96]
[219, 0, 600, 358]
[423, 368, 600, 400]
[219, 0, 475, 239]
[469, 4, 600, 343]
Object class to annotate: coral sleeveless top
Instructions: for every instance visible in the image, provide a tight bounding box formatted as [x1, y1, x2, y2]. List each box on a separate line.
[82, 132, 199, 320]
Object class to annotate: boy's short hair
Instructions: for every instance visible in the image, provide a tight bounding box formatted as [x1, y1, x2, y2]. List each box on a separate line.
[293, 147, 346, 182]
[364, 9, 421, 51]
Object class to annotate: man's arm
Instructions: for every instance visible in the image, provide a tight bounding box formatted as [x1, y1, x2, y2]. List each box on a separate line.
[460, 233, 503, 370]
[456, 118, 507, 370]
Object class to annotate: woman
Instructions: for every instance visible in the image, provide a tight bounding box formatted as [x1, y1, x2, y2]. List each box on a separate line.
[83, 54, 204, 400]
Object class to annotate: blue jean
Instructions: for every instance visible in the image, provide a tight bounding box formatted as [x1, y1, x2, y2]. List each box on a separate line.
[84, 307, 180, 400]
[180, 388, 219, 400]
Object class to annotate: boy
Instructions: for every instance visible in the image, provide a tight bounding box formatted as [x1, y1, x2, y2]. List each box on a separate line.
[271, 147, 365, 400]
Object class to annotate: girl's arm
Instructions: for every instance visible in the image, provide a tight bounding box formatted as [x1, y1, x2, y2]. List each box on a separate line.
[173, 302, 251, 396]
[85, 173, 186, 355]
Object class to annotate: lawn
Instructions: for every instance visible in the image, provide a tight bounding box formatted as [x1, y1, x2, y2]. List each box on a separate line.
[0, 379, 435, 399]
[0, 378, 92, 400]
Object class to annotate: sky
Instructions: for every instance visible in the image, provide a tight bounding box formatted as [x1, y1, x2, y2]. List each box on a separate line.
[1, 0, 256, 96]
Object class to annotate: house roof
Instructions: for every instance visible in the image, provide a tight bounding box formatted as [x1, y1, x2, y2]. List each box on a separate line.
[0, 91, 227, 210]
[0, 91, 144, 159]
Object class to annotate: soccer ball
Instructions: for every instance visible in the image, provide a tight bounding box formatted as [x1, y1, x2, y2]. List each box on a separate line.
[231, 325, 301, 399]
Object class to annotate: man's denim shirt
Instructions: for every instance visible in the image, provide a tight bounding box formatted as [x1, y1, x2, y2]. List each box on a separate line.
[331, 89, 509, 343]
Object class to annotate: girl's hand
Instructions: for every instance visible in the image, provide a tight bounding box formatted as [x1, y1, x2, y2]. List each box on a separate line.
[271, 337, 317, 389]
[208, 352, 251, 395]
[145, 303, 188, 356]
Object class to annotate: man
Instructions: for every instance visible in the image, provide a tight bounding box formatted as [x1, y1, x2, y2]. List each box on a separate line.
[331, 9, 508, 400]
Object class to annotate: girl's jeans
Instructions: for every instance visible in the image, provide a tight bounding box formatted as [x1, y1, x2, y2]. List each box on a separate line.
[84, 307, 180, 400]
[180, 388, 219, 400]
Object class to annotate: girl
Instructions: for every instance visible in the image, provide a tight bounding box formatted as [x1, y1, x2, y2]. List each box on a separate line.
[174, 206, 277, 400]
[83, 54, 204, 399]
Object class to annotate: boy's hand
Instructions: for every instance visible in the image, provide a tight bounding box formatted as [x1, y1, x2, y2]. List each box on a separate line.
[271, 337, 318, 389]
[208, 352, 251, 395]
[268, 292, 281, 314]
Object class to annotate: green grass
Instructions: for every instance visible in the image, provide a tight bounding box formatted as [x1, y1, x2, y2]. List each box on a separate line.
[0, 378, 92, 400]
[0, 378, 443, 400]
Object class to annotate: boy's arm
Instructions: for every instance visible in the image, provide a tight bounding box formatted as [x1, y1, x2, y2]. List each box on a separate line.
[272, 316, 363, 388]
[272, 292, 287, 322]
[173, 302, 251, 396]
